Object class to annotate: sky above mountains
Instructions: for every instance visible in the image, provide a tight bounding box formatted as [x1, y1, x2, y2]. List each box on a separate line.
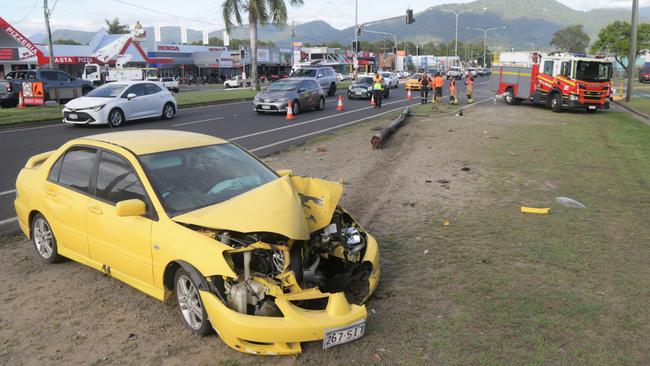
[2, 0, 647, 35]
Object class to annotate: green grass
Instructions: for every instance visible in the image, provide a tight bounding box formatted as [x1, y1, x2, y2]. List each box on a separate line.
[173, 88, 257, 106]
[380, 110, 650, 365]
[621, 97, 650, 115]
[0, 106, 63, 126]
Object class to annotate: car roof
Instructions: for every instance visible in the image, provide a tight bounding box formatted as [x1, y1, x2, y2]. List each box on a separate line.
[78, 130, 227, 155]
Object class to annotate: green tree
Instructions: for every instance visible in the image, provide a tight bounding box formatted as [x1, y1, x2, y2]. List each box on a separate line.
[550, 25, 590, 53]
[591, 21, 650, 74]
[104, 18, 130, 34]
[222, 0, 303, 90]
[53, 39, 82, 45]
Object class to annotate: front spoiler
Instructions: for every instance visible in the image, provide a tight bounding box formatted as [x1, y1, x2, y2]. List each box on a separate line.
[201, 289, 367, 355]
[566, 99, 610, 110]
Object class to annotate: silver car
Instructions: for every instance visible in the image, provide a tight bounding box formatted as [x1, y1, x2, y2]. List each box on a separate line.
[253, 77, 326, 115]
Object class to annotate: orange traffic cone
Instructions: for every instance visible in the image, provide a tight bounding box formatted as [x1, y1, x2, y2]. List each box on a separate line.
[407, 88, 412, 100]
[18, 91, 25, 109]
[370, 94, 376, 107]
[286, 100, 295, 121]
[336, 95, 344, 111]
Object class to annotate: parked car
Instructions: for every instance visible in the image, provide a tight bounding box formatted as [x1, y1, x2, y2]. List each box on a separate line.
[639, 65, 650, 84]
[14, 130, 380, 355]
[62, 81, 177, 127]
[347, 76, 390, 99]
[467, 67, 478, 77]
[4, 69, 93, 100]
[291, 66, 338, 96]
[405, 73, 424, 91]
[446, 67, 464, 80]
[0, 80, 18, 108]
[224, 75, 251, 88]
[337, 73, 354, 81]
[380, 71, 399, 88]
[159, 77, 179, 93]
[253, 77, 325, 114]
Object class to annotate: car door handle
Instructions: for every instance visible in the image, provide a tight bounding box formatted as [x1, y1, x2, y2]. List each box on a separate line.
[88, 205, 103, 215]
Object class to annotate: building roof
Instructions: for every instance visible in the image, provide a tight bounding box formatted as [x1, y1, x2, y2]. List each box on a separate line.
[80, 130, 227, 155]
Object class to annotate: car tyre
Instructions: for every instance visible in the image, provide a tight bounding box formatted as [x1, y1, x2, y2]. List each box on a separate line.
[315, 96, 325, 111]
[328, 83, 336, 97]
[504, 87, 520, 105]
[108, 108, 125, 127]
[292, 100, 300, 115]
[162, 102, 175, 120]
[550, 93, 562, 113]
[174, 268, 212, 336]
[31, 213, 63, 264]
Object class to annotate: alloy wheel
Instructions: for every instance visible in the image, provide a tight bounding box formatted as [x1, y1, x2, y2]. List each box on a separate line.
[33, 218, 53, 259]
[176, 275, 203, 330]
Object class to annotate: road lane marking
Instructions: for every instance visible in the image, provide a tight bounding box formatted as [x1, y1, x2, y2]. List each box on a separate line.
[172, 116, 224, 127]
[231, 98, 411, 142]
[0, 217, 17, 225]
[0, 189, 16, 196]
[0, 123, 65, 134]
[250, 102, 420, 152]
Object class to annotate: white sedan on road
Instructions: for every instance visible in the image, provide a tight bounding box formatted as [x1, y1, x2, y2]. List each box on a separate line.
[380, 72, 399, 88]
[62, 81, 177, 127]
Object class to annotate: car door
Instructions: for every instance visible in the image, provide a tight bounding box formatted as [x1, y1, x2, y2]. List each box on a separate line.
[297, 80, 312, 108]
[309, 80, 320, 107]
[120, 83, 147, 119]
[143, 83, 165, 117]
[42, 147, 96, 259]
[86, 150, 154, 287]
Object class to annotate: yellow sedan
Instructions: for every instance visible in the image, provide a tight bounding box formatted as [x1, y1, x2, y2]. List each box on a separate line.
[14, 130, 380, 355]
[405, 73, 424, 91]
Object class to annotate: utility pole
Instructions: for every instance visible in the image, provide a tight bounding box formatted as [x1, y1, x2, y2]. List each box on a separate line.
[626, 0, 639, 102]
[43, 0, 55, 69]
[290, 21, 295, 67]
[353, 0, 358, 78]
[442, 9, 472, 59]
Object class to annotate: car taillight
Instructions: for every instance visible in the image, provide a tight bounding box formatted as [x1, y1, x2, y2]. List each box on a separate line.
[5, 83, 11, 92]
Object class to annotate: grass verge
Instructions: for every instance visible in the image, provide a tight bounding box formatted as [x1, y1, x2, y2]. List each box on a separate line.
[620, 96, 650, 116]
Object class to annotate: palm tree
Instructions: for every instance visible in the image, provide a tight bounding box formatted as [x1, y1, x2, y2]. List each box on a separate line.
[105, 18, 130, 35]
[222, 0, 303, 90]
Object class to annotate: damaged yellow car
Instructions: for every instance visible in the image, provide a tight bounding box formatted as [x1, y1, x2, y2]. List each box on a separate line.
[14, 130, 380, 355]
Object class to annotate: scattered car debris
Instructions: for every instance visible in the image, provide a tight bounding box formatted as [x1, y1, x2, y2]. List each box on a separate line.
[461, 167, 471, 172]
[425, 179, 433, 183]
[316, 146, 328, 153]
[520, 206, 551, 214]
[555, 196, 586, 209]
[371, 107, 411, 149]
[436, 179, 449, 184]
[127, 333, 138, 341]
[507, 150, 517, 156]
[423, 250, 430, 255]
[442, 219, 450, 226]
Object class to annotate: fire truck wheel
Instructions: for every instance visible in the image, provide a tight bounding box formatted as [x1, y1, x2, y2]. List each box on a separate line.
[550, 93, 562, 113]
[504, 88, 520, 105]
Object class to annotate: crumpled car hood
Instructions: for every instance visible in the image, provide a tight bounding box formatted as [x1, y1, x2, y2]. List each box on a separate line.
[172, 175, 343, 240]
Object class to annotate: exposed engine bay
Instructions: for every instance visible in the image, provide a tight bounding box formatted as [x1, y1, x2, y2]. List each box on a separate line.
[196, 209, 373, 317]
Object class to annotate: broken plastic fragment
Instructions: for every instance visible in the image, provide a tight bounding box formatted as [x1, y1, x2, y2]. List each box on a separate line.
[442, 219, 450, 226]
[521, 207, 550, 214]
[555, 197, 586, 209]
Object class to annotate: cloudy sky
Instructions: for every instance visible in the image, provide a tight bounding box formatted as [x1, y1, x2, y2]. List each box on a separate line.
[1, 0, 646, 36]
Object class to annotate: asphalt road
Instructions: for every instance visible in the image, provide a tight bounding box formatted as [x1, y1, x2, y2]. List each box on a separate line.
[0, 78, 493, 232]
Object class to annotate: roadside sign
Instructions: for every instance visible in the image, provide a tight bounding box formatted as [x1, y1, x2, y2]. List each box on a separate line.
[22, 81, 44, 105]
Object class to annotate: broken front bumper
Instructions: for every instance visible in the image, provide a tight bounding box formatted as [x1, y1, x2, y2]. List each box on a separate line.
[201, 289, 367, 355]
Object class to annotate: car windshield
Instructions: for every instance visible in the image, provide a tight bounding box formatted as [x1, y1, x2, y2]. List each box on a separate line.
[140, 144, 278, 217]
[356, 77, 373, 84]
[412, 73, 422, 79]
[574, 61, 612, 82]
[381, 72, 391, 78]
[268, 80, 300, 91]
[292, 69, 317, 77]
[86, 83, 127, 98]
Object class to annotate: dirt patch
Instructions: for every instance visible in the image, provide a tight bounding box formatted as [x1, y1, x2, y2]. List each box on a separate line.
[4, 101, 643, 365]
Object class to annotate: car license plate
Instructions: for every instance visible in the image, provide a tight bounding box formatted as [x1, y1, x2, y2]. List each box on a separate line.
[355, 92, 363, 95]
[322, 320, 365, 349]
[261, 105, 271, 110]
[68, 113, 78, 120]
[588, 106, 596, 110]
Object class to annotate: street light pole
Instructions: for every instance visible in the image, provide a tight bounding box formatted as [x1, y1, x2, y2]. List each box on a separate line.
[626, 0, 639, 103]
[467, 26, 506, 67]
[43, 0, 55, 69]
[442, 9, 472, 60]
[354, 0, 358, 78]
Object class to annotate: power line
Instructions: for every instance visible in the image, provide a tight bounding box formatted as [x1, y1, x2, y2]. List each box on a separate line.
[112, 0, 222, 28]
[13, 0, 38, 24]
[49, 0, 59, 15]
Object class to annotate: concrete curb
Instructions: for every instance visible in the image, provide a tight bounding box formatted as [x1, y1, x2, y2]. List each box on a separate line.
[612, 101, 650, 125]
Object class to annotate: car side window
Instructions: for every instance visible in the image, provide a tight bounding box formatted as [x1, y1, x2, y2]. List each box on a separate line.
[57, 148, 97, 193]
[299, 81, 310, 92]
[309, 80, 319, 89]
[95, 151, 147, 204]
[40, 71, 58, 81]
[317, 70, 324, 78]
[123, 84, 146, 98]
[48, 156, 64, 182]
[56, 72, 72, 81]
[26, 71, 36, 80]
[144, 83, 162, 95]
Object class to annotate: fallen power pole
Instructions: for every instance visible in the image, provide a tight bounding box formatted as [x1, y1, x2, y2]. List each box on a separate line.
[371, 107, 411, 149]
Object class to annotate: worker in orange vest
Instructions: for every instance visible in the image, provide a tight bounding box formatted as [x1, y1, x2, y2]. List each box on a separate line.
[465, 71, 475, 103]
[449, 77, 458, 105]
[432, 72, 444, 104]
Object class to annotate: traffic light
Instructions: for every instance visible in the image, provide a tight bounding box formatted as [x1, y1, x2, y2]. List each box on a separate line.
[392, 46, 397, 54]
[406, 9, 415, 24]
[240, 49, 246, 60]
[356, 26, 362, 37]
[352, 41, 359, 52]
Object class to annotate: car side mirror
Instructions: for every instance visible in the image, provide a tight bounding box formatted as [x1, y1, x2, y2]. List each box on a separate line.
[127, 93, 136, 100]
[115, 199, 147, 217]
[276, 169, 293, 177]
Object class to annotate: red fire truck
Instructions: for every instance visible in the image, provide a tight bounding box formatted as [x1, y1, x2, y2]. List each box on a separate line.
[491, 52, 613, 113]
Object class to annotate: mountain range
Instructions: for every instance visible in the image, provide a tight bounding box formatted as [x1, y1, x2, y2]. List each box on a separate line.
[30, 0, 649, 51]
